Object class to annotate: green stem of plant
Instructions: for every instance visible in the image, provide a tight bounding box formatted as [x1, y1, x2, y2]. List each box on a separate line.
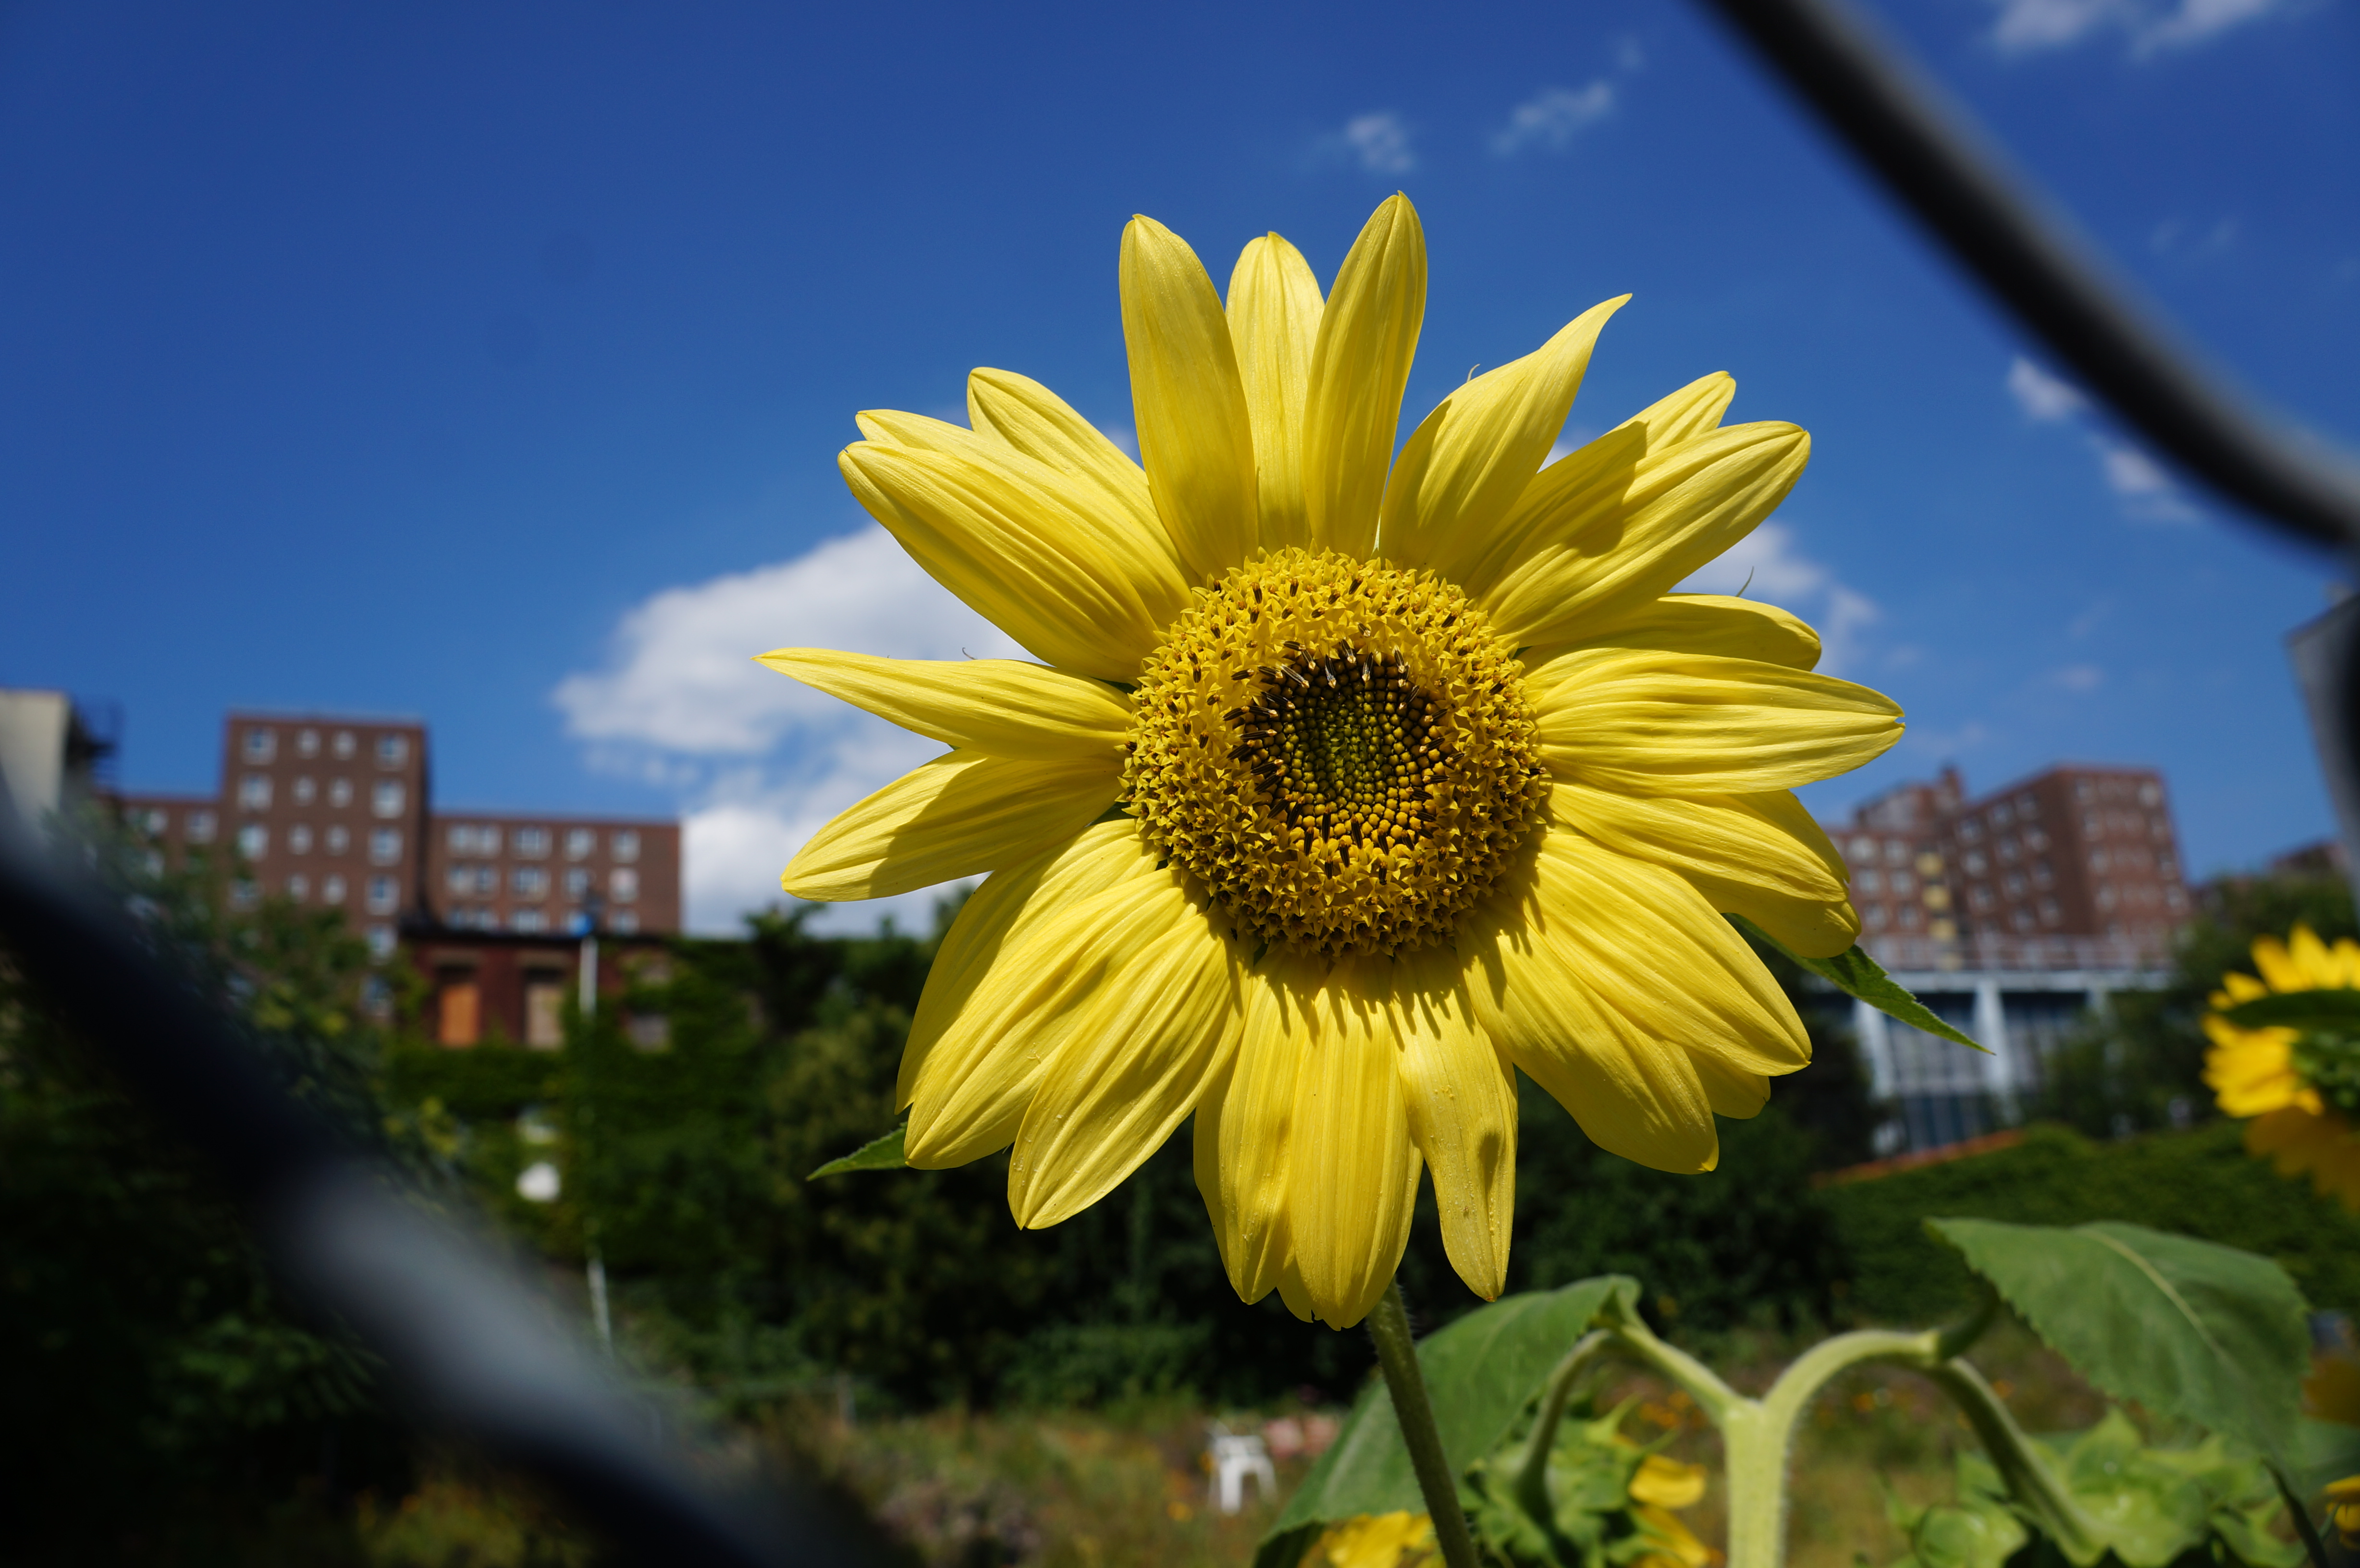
[1513, 1332, 1611, 1521]
[2273, 1463, 2333, 1568]
[1368, 1282, 1481, 1568]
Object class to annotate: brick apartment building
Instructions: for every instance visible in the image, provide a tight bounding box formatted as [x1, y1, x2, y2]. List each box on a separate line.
[121, 711, 679, 1048]
[1824, 763, 2188, 968]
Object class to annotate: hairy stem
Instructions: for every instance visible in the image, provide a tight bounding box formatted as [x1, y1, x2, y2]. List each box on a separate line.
[1513, 1332, 1611, 1521]
[1368, 1283, 1481, 1568]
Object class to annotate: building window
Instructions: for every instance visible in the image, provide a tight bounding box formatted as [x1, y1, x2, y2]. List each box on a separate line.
[2095, 885, 2118, 911]
[2167, 887, 2188, 912]
[1969, 884, 1994, 912]
[514, 826, 551, 858]
[2038, 897, 2060, 924]
[2032, 858, 2053, 887]
[2003, 873, 2026, 899]
[1884, 840, 1908, 866]
[326, 824, 350, 855]
[448, 823, 502, 857]
[371, 779, 406, 818]
[329, 778, 353, 808]
[446, 864, 476, 896]
[139, 848, 165, 880]
[612, 829, 640, 863]
[511, 906, 548, 933]
[332, 730, 356, 760]
[2138, 781, 2162, 806]
[376, 733, 409, 765]
[1963, 850, 1987, 876]
[512, 865, 550, 898]
[1957, 819, 1982, 844]
[236, 823, 269, 860]
[2090, 848, 2112, 874]
[187, 810, 217, 844]
[610, 867, 639, 902]
[1990, 802, 2013, 828]
[287, 874, 310, 901]
[565, 866, 591, 897]
[238, 774, 273, 810]
[289, 824, 313, 855]
[566, 827, 596, 860]
[297, 728, 320, 758]
[366, 875, 397, 914]
[1862, 904, 1888, 931]
[291, 776, 315, 805]
[367, 924, 396, 957]
[2011, 907, 2037, 932]
[231, 878, 260, 910]
[1857, 868, 1884, 895]
[243, 727, 277, 763]
[1897, 902, 1922, 929]
[2075, 779, 2095, 802]
[323, 873, 347, 904]
[370, 827, 402, 864]
[610, 909, 640, 935]
[2016, 794, 2039, 818]
[625, 1010, 668, 1049]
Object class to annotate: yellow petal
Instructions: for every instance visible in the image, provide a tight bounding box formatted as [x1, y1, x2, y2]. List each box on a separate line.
[1690, 1053, 1771, 1120]
[1463, 861, 1721, 1174]
[1009, 882, 1245, 1227]
[1226, 233, 1325, 551]
[1476, 423, 1811, 649]
[755, 650, 1131, 760]
[1631, 1453, 1709, 1509]
[780, 750, 1116, 901]
[1390, 944, 1516, 1302]
[840, 441, 1174, 680]
[1121, 215, 1259, 581]
[1380, 297, 1629, 579]
[1534, 832, 1811, 1078]
[907, 863, 1175, 1166]
[1194, 955, 1315, 1303]
[857, 406, 1189, 612]
[1527, 594, 1821, 672]
[900, 819, 1157, 1110]
[1302, 195, 1425, 559]
[1549, 782, 1847, 909]
[1449, 373, 1736, 603]
[1291, 961, 1423, 1328]
[965, 368, 1163, 543]
[1532, 649, 1902, 794]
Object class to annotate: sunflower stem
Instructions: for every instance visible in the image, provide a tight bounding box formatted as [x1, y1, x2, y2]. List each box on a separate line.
[1368, 1282, 1481, 1568]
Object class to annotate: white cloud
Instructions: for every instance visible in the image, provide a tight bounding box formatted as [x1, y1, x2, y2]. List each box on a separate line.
[1673, 522, 1881, 675]
[1491, 83, 1617, 156]
[2093, 436, 2200, 520]
[553, 525, 1024, 934]
[2006, 355, 2087, 422]
[1322, 112, 1416, 175]
[1989, 0, 2295, 54]
[2051, 663, 2108, 692]
[2001, 357, 2198, 521]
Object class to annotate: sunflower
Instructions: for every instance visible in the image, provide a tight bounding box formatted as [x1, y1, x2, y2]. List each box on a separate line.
[2202, 924, 2360, 1211]
[767, 194, 1901, 1328]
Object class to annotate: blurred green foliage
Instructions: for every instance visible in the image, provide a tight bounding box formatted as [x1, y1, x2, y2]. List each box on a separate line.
[1819, 1119, 2360, 1324]
[381, 910, 1862, 1415]
[0, 826, 414, 1562]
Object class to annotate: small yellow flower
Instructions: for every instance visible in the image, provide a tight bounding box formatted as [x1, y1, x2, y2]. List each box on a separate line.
[770, 194, 1902, 1327]
[2325, 1475, 2360, 1547]
[1302, 1511, 1438, 1568]
[2203, 925, 2360, 1210]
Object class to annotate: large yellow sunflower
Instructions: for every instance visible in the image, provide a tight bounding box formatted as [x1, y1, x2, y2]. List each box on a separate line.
[765, 194, 1902, 1328]
[2203, 923, 2360, 1210]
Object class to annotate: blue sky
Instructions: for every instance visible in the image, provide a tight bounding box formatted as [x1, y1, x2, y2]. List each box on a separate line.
[3, 0, 2355, 931]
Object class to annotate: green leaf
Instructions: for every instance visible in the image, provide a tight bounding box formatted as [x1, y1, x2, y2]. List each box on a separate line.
[1929, 1218, 2309, 1468]
[1255, 1277, 1635, 1568]
[2219, 988, 2360, 1032]
[1730, 915, 1985, 1053]
[805, 1123, 906, 1178]
[1889, 1456, 2029, 1568]
[2294, 1416, 2360, 1501]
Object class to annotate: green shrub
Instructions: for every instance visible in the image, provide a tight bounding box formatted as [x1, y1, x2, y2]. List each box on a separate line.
[1819, 1119, 2360, 1325]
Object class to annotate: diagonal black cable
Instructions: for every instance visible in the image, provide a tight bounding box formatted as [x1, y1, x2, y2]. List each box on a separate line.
[1697, 0, 2360, 554]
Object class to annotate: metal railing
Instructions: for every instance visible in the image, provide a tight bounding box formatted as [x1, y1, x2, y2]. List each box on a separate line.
[1860, 931, 2173, 976]
[5, 2, 2358, 1559]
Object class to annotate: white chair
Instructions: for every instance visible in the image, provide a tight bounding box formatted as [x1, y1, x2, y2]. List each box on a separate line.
[1206, 1423, 1277, 1514]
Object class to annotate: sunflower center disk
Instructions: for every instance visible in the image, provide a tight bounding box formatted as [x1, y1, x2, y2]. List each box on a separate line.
[1123, 547, 1547, 959]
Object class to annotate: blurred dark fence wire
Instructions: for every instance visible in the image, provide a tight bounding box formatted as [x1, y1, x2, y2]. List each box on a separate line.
[6, 3, 2360, 1561]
